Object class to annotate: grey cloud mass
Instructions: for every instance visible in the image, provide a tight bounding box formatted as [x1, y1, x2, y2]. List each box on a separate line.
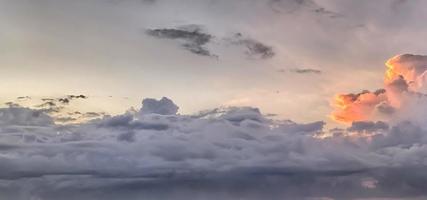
[347, 121, 389, 133]
[1, 97, 427, 199]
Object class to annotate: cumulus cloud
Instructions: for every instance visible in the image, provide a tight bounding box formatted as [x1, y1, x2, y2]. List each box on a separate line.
[331, 54, 427, 124]
[0, 106, 53, 126]
[140, 97, 179, 115]
[331, 89, 388, 123]
[1, 95, 427, 199]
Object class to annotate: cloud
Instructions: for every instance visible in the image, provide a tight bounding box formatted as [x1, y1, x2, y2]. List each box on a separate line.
[146, 26, 215, 57]
[331, 54, 427, 124]
[288, 68, 322, 74]
[347, 121, 389, 133]
[83, 112, 105, 118]
[58, 94, 88, 105]
[2, 96, 427, 199]
[385, 54, 427, 89]
[16, 96, 31, 100]
[146, 28, 275, 59]
[331, 89, 388, 123]
[269, 0, 342, 19]
[4, 102, 20, 107]
[229, 33, 275, 59]
[0, 106, 54, 126]
[312, 7, 342, 18]
[55, 116, 78, 123]
[140, 97, 179, 115]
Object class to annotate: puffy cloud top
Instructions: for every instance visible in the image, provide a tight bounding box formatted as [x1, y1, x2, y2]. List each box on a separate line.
[385, 54, 427, 89]
[0, 106, 53, 126]
[331, 54, 427, 124]
[140, 97, 179, 115]
[1, 95, 427, 199]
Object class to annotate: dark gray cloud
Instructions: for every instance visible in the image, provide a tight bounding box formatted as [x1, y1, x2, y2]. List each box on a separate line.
[288, 68, 322, 74]
[230, 33, 275, 59]
[312, 7, 343, 19]
[83, 112, 104, 118]
[147, 27, 275, 59]
[58, 94, 88, 105]
[347, 121, 389, 133]
[4, 102, 20, 107]
[241, 39, 275, 59]
[146, 26, 215, 57]
[269, 0, 343, 19]
[16, 96, 31, 100]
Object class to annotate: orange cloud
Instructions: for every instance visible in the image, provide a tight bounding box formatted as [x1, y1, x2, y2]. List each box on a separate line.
[331, 90, 387, 123]
[331, 54, 427, 123]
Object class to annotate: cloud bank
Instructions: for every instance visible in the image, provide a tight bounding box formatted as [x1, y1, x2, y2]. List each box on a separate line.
[2, 88, 427, 199]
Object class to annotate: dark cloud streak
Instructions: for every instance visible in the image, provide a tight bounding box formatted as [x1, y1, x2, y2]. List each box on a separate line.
[146, 27, 215, 57]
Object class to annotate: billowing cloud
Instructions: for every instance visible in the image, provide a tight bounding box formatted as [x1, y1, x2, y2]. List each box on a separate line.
[331, 89, 387, 123]
[331, 54, 427, 124]
[1, 96, 427, 199]
[140, 97, 179, 115]
[0, 106, 53, 126]
[385, 54, 427, 90]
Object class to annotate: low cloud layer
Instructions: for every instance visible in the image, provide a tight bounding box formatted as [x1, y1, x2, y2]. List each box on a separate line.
[1, 94, 427, 199]
[4, 95, 106, 124]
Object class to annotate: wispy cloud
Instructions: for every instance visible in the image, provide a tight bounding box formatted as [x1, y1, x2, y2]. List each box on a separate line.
[146, 26, 215, 57]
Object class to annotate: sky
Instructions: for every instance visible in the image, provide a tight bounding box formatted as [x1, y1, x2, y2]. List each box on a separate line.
[2, 0, 427, 123]
[2, 0, 427, 199]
